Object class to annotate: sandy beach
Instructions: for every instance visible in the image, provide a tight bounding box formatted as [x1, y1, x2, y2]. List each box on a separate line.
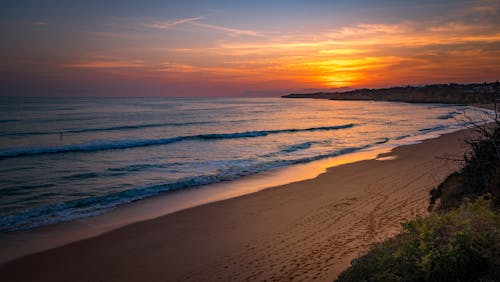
[0, 129, 472, 281]
[2, 0, 499, 280]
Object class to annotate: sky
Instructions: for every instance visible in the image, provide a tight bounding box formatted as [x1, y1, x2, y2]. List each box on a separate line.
[1, 0, 499, 97]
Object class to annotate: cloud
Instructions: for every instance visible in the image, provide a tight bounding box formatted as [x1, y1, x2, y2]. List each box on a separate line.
[63, 60, 145, 68]
[156, 62, 197, 72]
[27, 21, 48, 26]
[319, 49, 371, 55]
[145, 16, 259, 36]
[327, 22, 413, 39]
[428, 22, 475, 32]
[84, 31, 143, 40]
[469, 0, 500, 13]
[190, 22, 260, 36]
[144, 17, 203, 29]
[5, 21, 48, 27]
[47, 8, 500, 90]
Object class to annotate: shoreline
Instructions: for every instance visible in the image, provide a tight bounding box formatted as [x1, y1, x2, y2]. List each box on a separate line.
[0, 127, 474, 281]
[0, 116, 476, 264]
[0, 146, 392, 264]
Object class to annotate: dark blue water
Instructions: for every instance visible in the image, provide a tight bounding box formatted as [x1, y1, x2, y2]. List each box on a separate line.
[0, 97, 491, 232]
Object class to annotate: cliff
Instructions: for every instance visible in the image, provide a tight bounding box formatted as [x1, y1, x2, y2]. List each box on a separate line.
[283, 82, 500, 104]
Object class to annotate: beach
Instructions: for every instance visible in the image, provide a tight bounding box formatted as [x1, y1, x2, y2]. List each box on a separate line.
[0, 128, 472, 281]
[2, 0, 499, 280]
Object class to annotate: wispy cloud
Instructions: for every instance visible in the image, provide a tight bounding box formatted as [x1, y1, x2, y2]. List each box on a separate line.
[5, 21, 48, 27]
[84, 31, 144, 40]
[156, 62, 197, 72]
[189, 22, 260, 36]
[469, 0, 500, 13]
[63, 60, 144, 68]
[428, 22, 475, 32]
[143, 17, 203, 29]
[327, 22, 413, 39]
[145, 16, 260, 36]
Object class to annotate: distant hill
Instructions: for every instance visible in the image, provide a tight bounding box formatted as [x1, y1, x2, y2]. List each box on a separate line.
[282, 82, 500, 104]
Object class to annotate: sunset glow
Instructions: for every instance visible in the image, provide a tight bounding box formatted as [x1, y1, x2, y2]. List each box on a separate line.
[1, 0, 500, 96]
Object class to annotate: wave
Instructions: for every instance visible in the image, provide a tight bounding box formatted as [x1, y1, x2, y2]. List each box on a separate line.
[394, 134, 411, 140]
[0, 124, 357, 160]
[396, 124, 455, 141]
[68, 121, 213, 134]
[374, 137, 390, 145]
[107, 163, 174, 172]
[0, 121, 215, 137]
[60, 172, 127, 180]
[0, 123, 468, 232]
[0, 183, 57, 197]
[418, 125, 448, 133]
[0, 140, 375, 232]
[0, 119, 20, 123]
[280, 141, 318, 153]
[437, 111, 459, 120]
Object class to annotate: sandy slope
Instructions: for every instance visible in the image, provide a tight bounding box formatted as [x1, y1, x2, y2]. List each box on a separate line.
[0, 129, 471, 281]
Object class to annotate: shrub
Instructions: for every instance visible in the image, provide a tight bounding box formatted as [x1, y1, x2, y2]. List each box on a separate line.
[337, 196, 500, 282]
[430, 123, 500, 211]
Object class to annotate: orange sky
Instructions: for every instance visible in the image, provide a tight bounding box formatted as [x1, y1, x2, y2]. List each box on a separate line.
[1, 0, 500, 96]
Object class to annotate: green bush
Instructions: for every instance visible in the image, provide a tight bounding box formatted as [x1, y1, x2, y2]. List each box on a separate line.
[336, 196, 500, 282]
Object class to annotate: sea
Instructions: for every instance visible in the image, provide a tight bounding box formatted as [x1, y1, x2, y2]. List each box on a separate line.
[0, 97, 492, 232]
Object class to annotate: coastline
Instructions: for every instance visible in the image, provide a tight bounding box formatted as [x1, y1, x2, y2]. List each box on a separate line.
[0, 127, 474, 281]
[0, 146, 393, 264]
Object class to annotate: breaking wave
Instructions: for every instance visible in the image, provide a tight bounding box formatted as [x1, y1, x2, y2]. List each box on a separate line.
[0, 124, 357, 159]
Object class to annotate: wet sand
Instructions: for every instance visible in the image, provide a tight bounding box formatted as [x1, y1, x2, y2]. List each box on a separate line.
[0, 129, 471, 281]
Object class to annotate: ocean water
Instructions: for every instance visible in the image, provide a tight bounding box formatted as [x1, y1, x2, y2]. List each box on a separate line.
[0, 97, 492, 232]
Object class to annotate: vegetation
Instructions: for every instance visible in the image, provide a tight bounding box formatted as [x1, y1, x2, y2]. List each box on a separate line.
[337, 197, 499, 281]
[337, 104, 500, 281]
[283, 82, 500, 105]
[430, 123, 500, 211]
